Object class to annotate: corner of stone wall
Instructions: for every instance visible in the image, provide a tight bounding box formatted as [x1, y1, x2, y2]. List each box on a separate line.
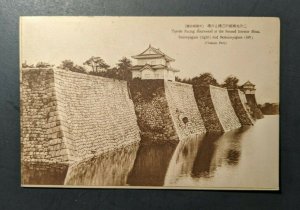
[21, 68, 76, 165]
[245, 94, 264, 119]
[209, 85, 241, 132]
[129, 79, 179, 142]
[228, 89, 254, 125]
[192, 85, 224, 133]
[164, 81, 206, 140]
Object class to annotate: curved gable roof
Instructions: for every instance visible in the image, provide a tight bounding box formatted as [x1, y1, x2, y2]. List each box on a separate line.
[132, 45, 175, 62]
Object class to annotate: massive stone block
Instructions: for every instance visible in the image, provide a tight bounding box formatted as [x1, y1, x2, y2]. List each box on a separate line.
[228, 89, 254, 125]
[21, 68, 141, 164]
[193, 85, 241, 132]
[164, 81, 206, 139]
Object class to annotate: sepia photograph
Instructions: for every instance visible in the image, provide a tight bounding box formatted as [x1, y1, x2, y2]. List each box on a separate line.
[20, 17, 279, 190]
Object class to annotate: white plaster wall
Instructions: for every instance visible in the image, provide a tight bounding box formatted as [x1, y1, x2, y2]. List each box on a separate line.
[137, 58, 166, 65]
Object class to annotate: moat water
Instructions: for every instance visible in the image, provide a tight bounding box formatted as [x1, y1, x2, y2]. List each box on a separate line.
[22, 115, 279, 189]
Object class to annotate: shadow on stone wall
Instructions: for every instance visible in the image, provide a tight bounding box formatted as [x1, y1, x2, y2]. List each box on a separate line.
[129, 79, 179, 142]
[228, 89, 254, 125]
[192, 85, 224, 132]
[245, 94, 264, 119]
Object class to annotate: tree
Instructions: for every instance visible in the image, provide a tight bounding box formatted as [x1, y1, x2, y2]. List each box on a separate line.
[116, 57, 132, 81]
[59, 60, 86, 74]
[192, 72, 219, 86]
[83, 56, 110, 72]
[60, 59, 74, 70]
[175, 76, 182, 82]
[36, 62, 52, 68]
[72, 65, 86, 74]
[223, 75, 239, 89]
[260, 103, 279, 115]
[21, 61, 34, 68]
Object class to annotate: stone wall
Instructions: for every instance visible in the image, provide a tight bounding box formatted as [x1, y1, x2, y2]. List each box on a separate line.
[129, 80, 206, 142]
[228, 89, 254, 125]
[21, 68, 258, 165]
[21, 69, 77, 164]
[129, 79, 179, 142]
[164, 81, 206, 139]
[21, 68, 141, 164]
[193, 85, 241, 132]
[193, 85, 224, 132]
[245, 94, 264, 119]
[209, 86, 241, 131]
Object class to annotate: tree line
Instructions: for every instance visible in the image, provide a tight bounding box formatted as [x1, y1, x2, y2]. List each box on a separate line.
[175, 73, 241, 89]
[22, 56, 133, 81]
[23, 57, 242, 89]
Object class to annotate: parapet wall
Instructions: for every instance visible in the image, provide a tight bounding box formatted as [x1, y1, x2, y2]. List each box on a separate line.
[193, 85, 241, 132]
[164, 81, 206, 139]
[228, 89, 254, 125]
[21, 68, 141, 164]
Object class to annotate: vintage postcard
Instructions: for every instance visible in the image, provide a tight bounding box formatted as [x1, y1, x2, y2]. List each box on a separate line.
[20, 17, 279, 190]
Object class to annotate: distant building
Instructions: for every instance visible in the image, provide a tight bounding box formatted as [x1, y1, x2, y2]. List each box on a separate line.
[241, 81, 256, 94]
[130, 45, 180, 81]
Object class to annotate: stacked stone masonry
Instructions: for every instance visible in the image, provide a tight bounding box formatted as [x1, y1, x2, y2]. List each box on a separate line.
[193, 85, 242, 132]
[228, 89, 254, 125]
[21, 69, 76, 164]
[22, 69, 256, 164]
[192, 85, 224, 132]
[129, 79, 179, 142]
[209, 85, 241, 132]
[164, 81, 206, 139]
[21, 68, 141, 164]
[245, 94, 264, 119]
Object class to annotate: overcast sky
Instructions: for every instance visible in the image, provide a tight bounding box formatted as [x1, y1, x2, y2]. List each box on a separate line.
[21, 17, 279, 104]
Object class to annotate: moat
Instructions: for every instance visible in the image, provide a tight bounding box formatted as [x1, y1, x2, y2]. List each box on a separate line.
[22, 115, 278, 189]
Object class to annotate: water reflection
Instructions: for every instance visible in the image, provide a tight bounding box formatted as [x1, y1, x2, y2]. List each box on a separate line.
[127, 142, 177, 186]
[191, 134, 221, 179]
[21, 163, 68, 185]
[22, 116, 278, 188]
[64, 143, 139, 186]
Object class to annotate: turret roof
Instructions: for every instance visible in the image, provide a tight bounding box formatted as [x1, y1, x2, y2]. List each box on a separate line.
[242, 80, 255, 87]
[132, 45, 175, 62]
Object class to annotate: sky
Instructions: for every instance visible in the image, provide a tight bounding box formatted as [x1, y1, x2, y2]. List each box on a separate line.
[20, 17, 279, 104]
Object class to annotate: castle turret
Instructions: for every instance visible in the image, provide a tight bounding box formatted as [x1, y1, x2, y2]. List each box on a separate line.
[241, 81, 256, 95]
[241, 81, 263, 119]
[130, 45, 180, 81]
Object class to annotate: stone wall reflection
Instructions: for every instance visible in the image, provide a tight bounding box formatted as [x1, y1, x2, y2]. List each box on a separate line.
[64, 143, 139, 186]
[164, 134, 206, 185]
[164, 127, 249, 185]
[127, 141, 177, 186]
[22, 126, 251, 187]
[21, 163, 68, 185]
